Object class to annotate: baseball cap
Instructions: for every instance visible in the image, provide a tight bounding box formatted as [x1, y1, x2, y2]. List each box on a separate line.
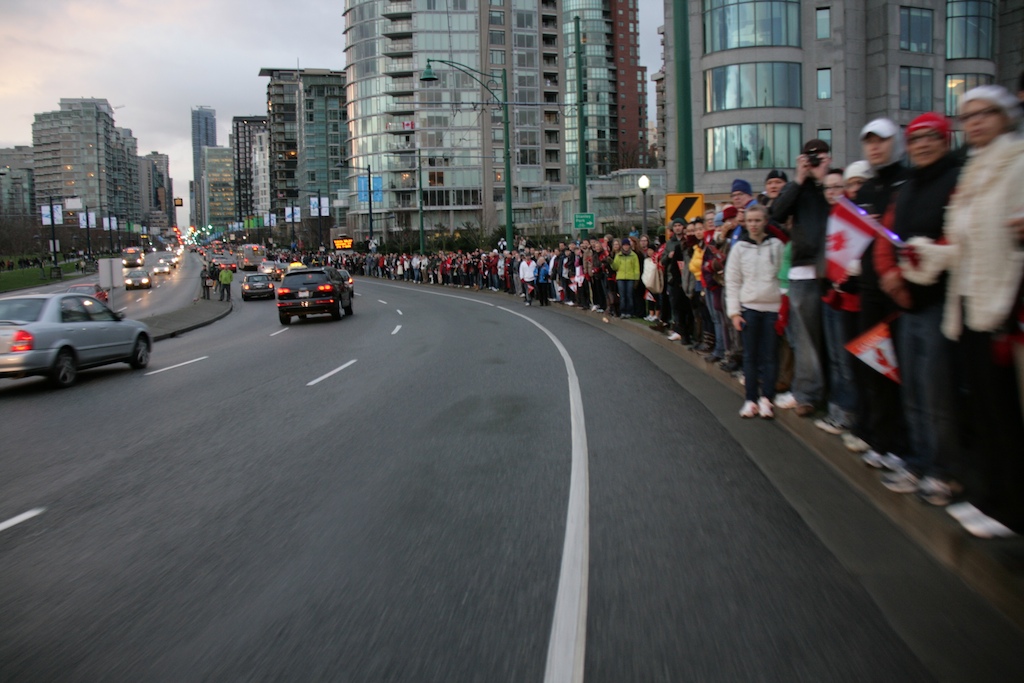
[801, 139, 831, 155]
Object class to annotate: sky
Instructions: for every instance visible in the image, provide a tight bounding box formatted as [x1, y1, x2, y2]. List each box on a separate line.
[0, 0, 665, 228]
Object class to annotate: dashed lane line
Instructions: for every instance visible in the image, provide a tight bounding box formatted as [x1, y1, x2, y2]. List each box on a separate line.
[144, 356, 209, 376]
[397, 310, 403, 315]
[391, 325, 402, 335]
[378, 299, 388, 304]
[306, 359, 357, 386]
[270, 328, 289, 337]
[0, 508, 46, 534]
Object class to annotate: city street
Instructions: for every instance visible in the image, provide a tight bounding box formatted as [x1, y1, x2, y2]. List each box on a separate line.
[1, 274, 1022, 682]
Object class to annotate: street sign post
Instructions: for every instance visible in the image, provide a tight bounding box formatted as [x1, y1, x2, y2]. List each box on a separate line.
[574, 212, 595, 233]
[665, 193, 705, 226]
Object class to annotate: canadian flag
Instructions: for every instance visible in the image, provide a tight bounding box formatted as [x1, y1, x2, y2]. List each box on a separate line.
[825, 197, 878, 283]
[845, 320, 901, 383]
[644, 290, 656, 302]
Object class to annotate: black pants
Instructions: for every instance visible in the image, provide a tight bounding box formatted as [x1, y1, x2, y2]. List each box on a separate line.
[537, 282, 550, 306]
[667, 283, 690, 341]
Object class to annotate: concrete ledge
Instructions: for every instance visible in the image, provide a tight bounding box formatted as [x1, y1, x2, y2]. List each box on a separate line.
[143, 299, 233, 342]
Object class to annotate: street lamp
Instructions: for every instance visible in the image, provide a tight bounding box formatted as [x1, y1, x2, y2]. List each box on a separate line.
[421, 59, 513, 251]
[637, 174, 650, 237]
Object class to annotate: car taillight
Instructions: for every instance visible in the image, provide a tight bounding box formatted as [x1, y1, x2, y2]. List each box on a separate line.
[277, 287, 291, 294]
[347, 278, 353, 285]
[316, 284, 333, 292]
[11, 330, 33, 352]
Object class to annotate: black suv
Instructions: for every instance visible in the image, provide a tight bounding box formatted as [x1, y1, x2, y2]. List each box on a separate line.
[275, 267, 353, 325]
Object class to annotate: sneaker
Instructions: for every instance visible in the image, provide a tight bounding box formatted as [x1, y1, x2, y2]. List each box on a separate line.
[794, 403, 816, 417]
[667, 332, 682, 342]
[915, 476, 955, 507]
[758, 397, 774, 419]
[704, 354, 722, 364]
[739, 400, 760, 418]
[774, 392, 797, 410]
[841, 433, 870, 453]
[947, 501, 983, 523]
[593, 308, 604, 313]
[814, 417, 846, 435]
[881, 467, 919, 493]
[954, 506, 1018, 538]
[566, 301, 575, 307]
[861, 450, 904, 471]
[525, 301, 531, 306]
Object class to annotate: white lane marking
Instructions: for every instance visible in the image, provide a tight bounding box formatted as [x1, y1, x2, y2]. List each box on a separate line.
[377, 299, 388, 304]
[494, 306, 590, 683]
[144, 356, 209, 376]
[396, 309, 403, 316]
[391, 325, 402, 335]
[116, 307, 127, 313]
[355, 292, 362, 297]
[135, 298, 143, 302]
[0, 507, 46, 534]
[270, 328, 289, 337]
[307, 359, 357, 386]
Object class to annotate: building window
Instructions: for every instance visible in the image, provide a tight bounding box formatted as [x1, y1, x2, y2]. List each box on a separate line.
[945, 73, 994, 115]
[703, 0, 801, 54]
[817, 68, 832, 99]
[489, 31, 505, 45]
[705, 123, 802, 171]
[816, 7, 830, 39]
[899, 7, 933, 53]
[490, 50, 506, 65]
[899, 66, 933, 111]
[489, 11, 504, 25]
[704, 62, 802, 112]
[946, 0, 995, 59]
[816, 129, 832, 148]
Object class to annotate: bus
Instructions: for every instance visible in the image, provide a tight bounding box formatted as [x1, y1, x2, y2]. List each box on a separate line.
[121, 247, 145, 268]
[236, 244, 267, 271]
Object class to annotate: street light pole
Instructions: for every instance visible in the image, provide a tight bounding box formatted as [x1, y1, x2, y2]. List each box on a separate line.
[638, 174, 650, 238]
[46, 197, 58, 265]
[317, 188, 324, 253]
[367, 164, 374, 248]
[421, 59, 513, 250]
[575, 16, 588, 239]
[417, 146, 425, 254]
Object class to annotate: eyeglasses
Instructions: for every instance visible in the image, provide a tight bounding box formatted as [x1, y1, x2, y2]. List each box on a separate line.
[957, 106, 1002, 124]
[907, 131, 944, 144]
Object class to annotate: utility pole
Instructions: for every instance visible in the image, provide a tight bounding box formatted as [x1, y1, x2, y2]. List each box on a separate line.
[575, 16, 588, 239]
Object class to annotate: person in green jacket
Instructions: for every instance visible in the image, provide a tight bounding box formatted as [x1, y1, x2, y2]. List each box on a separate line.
[218, 265, 233, 301]
[611, 237, 641, 318]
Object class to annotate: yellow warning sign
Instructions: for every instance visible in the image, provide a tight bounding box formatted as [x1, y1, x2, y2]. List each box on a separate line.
[665, 193, 705, 225]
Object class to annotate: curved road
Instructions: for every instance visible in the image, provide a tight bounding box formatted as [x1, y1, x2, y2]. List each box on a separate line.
[1, 274, 1021, 682]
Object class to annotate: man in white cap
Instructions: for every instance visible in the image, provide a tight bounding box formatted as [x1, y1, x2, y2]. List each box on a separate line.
[843, 161, 873, 199]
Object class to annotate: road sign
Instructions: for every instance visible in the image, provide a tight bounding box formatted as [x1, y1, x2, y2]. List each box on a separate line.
[574, 212, 595, 231]
[665, 193, 705, 225]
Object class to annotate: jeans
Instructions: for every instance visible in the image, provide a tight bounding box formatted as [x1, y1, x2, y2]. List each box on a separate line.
[617, 279, 636, 316]
[822, 304, 859, 428]
[219, 281, 231, 300]
[787, 279, 825, 405]
[894, 302, 957, 475]
[741, 308, 780, 402]
[708, 289, 726, 357]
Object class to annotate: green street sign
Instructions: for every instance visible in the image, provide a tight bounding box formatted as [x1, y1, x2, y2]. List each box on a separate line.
[574, 212, 595, 231]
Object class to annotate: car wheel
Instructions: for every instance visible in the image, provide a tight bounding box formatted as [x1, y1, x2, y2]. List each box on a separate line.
[279, 313, 291, 325]
[50, 348, 77, 388]
[129, 336, 150, 369]
[330, 305, 342, 320]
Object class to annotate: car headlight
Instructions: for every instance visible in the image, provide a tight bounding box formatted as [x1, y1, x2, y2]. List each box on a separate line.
[141, 278, 150, 284]
[124, 278, 131, 285]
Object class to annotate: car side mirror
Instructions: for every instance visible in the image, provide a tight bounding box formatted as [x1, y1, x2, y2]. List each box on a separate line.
[116, 311, 125, 320]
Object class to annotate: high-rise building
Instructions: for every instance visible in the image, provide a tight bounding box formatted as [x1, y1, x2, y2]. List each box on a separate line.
[0, 146, 35, 222]
[31, 98, 140, 231]
[231, 116, 267, 231]
[191, 106, 216, 227]
[139, 151, 174, 232]
[258, 68, 301, 239]
[661, 0, 1023, 195]
[252, 130, 271, 229]
[202, 147, 235, 235]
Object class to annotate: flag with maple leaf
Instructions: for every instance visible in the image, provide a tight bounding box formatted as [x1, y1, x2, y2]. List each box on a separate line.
[845, 319, 901, 383]
[825, 197, 878, 283]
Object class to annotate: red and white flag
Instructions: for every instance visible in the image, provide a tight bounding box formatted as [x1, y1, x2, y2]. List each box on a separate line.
[825, 197, 877, 283]
[845, 320, 900, 383]
[644, 290, 656, 302]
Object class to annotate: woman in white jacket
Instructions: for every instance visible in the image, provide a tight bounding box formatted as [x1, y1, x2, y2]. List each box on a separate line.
[725, 204, 784, 418]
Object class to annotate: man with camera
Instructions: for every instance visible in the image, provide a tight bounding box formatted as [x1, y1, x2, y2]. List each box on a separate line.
[770, 139, 833, 417]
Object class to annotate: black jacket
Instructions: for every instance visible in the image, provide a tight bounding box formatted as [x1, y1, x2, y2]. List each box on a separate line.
[771, 178, 831, 272]
[660, 235, 685, 287]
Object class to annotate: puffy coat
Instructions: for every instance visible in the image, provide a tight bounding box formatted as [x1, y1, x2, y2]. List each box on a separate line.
[725, 235, 784, 318]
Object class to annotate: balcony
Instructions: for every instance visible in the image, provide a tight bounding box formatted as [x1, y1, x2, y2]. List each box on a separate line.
[387, 59, 415, 75]
[388, 95, 416, 115]
[385, 121, 417, 134]
[382, 0, 413, 18]
[385, 38, 413, 58]
[382, 20, 413, 37]
[390, 76, 415, 95]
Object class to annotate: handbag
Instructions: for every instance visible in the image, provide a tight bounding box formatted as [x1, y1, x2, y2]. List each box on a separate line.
[205, 278, 215, 287]
[641, 258, 663, 294]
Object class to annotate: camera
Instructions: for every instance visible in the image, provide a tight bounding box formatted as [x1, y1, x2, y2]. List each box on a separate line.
[806, 153, 822, 168]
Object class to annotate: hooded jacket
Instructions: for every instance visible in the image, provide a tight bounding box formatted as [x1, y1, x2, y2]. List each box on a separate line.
[725, 234, 784, 318]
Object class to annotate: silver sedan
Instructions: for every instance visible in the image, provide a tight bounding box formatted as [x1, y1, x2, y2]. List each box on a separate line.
[0, 293, 151, 388]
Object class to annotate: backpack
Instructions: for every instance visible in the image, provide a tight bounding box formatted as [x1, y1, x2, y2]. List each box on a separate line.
[641, 257, 663, 294]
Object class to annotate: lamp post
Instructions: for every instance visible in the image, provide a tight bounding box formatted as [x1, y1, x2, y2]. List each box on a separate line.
[637, 174, 650, 237]
[421, 59, 513, 251]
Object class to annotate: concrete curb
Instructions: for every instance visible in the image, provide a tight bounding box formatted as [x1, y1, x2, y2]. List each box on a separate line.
[147, 301, 233, 342]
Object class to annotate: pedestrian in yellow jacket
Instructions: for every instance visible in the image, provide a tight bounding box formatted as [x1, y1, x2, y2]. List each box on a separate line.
[611, 238, 641, 318]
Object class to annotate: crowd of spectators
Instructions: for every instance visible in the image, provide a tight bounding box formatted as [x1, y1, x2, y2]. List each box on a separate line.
[347, 84, 1024, 540]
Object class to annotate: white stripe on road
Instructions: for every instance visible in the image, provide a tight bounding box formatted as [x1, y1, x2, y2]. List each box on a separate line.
[391, 325, 402, 335]
[396, 309, 403, 315]
[144, 356, 209, 376]
[0, 507, 46, 534]
[355, 292, 362, 297]
[270, 328, 289, 337]
[377, 299, 388, 304]
[135, 298, 143, 302]
[306, 359, 357, 386]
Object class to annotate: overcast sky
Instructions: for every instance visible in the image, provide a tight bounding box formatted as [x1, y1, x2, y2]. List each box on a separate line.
[0, 0, 664, 227]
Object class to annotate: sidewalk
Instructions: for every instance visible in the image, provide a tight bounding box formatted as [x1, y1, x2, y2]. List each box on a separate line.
[550, 302, 1024, 633]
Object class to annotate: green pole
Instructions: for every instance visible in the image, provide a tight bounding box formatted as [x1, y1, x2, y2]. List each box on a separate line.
[418, 146, 425, 254]
[501, 68, 513, 251]
[575, 16, 588, 239]
[674, 2, 694, 192]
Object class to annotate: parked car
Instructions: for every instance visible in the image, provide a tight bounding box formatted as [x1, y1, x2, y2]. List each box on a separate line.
[66, 283, 108, 303]
[0, 293, 151, 388]
[124, 269, 152, 290]
[275, 267, 353, 325]
[241, 273, 275, 301]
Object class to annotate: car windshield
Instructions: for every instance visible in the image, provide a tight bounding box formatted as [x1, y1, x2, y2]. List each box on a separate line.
[283, 272, 327, 285]
[0, 298, 45, 322]
[128, 270, 147, 277]
[248, 275, 269, 282]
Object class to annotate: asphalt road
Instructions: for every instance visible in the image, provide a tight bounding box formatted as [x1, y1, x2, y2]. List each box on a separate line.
[1, 276, 1022, 682]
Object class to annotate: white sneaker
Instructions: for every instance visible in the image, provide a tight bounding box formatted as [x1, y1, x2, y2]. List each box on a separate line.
[758, 397, 774, 419]
[739, 400, 760, 418]
[667, 331, 682, 342]
[814, 417, 846, 435]
[861, 450, 904, 471]
[841, 433, 870, 453]
[774, 392, 797, 410]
